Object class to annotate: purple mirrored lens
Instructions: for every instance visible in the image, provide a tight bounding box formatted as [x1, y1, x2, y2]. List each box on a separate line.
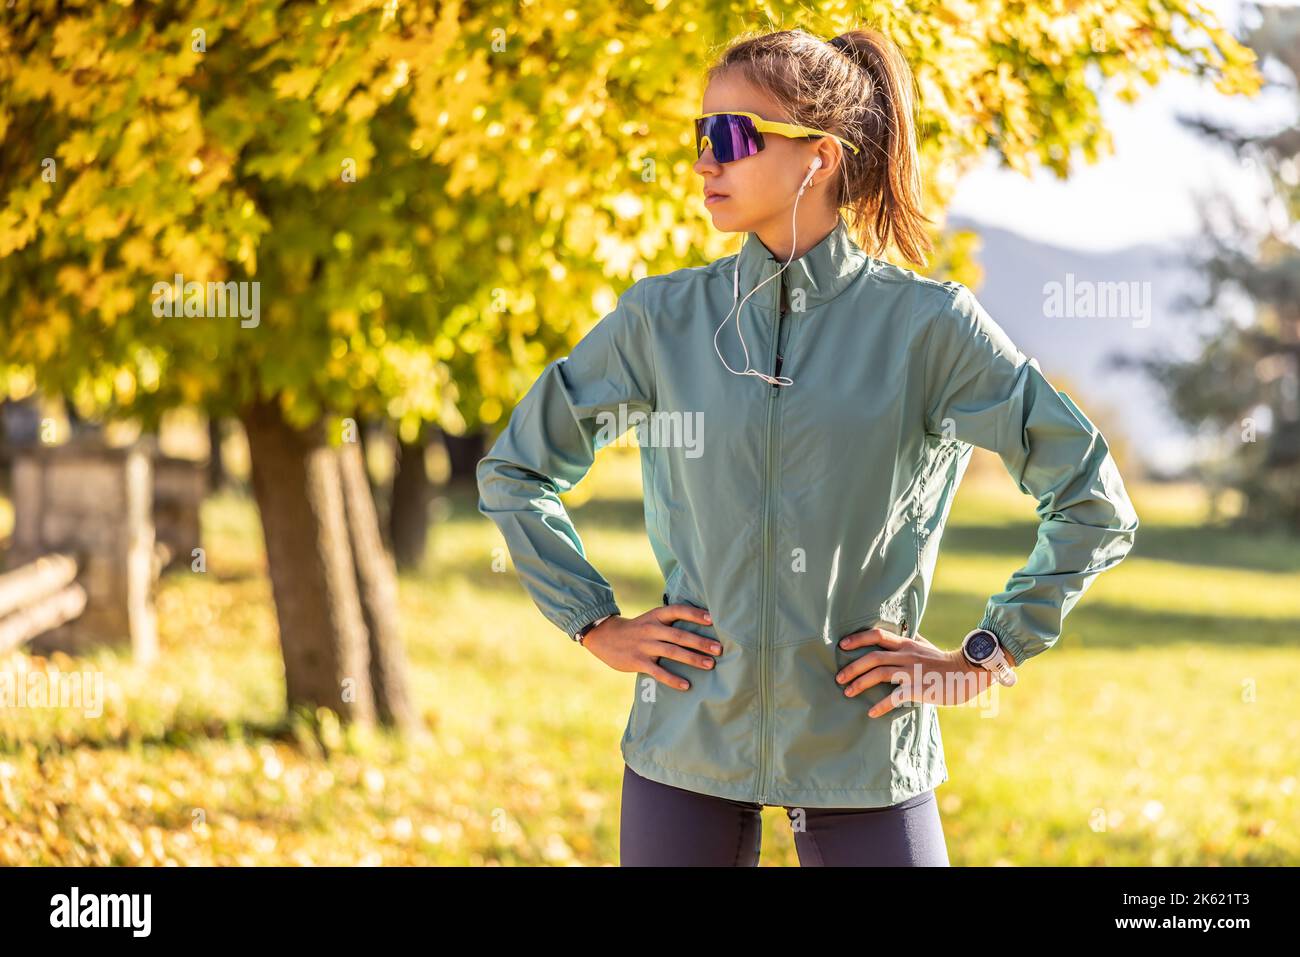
[696, 114, 762, 163]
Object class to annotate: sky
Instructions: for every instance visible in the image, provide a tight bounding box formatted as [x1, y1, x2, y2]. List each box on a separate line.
[949, 0, 1296, 252]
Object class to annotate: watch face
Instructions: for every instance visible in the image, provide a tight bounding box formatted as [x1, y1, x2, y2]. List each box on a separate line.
[967, 631, 997, 662]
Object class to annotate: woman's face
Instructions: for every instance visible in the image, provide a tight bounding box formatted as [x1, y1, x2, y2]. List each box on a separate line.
[693, 70, 826, 234]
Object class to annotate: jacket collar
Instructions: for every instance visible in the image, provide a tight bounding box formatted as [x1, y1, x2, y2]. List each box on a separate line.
[733, 213, 872, 314]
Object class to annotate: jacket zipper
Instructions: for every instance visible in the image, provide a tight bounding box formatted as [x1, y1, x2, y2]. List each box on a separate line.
[757, 275, 786, 804]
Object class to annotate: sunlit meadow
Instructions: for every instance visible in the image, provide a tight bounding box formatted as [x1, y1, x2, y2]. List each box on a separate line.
[1, 445, 1295, 865]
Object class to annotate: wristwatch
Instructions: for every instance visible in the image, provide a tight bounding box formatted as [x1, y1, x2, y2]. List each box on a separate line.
[573, 614, 613, 644]
[960, 627, 1018, 686]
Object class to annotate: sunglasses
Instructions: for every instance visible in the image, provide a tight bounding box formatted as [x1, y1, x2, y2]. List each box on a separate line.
[694, 110, 861, 164]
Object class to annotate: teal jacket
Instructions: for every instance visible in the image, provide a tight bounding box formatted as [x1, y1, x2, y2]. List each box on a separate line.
[476, 214, 1139, 808]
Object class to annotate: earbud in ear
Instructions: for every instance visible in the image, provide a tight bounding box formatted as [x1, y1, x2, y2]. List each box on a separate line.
[798, 155, 823, 196]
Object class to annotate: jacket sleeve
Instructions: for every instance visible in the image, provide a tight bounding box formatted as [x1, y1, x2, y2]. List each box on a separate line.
[475, 278, 656, 639]
[921, 282, 1139, 667]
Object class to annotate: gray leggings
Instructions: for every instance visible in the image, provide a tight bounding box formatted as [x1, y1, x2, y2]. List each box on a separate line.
[619, 764, 950, 866]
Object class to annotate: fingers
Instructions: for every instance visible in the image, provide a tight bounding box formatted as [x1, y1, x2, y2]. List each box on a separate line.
[863, 680, 913, 718]
[643, 662, 691, 692]
[615, 608, 725, 692]
[657, 603, 714, 628]
[646, 638, 716, 673]
[838, 626, 906, 652]
[843, 665, 915, 716]
[835, 627, 910, 687]
[835, 646, 905, 688]
[840, 662, 907, 697]
[652, 622, 722, 657]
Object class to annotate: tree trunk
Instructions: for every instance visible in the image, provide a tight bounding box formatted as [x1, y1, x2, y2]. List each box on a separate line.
[338, 440, 422, 735]
[240, 398, 375, 726]
[208, 416, 226, 491]
[0, 400, 8, 495]
[442, 428, 486, 486]
[352, 411, 380, 503]
[389, 432, 432, 570]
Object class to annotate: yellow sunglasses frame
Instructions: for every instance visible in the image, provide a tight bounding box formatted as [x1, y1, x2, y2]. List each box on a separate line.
[695, 109, 862, 158]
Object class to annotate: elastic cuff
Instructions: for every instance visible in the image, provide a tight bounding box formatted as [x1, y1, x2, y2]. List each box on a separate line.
[978, 612, 1028, 668]
[559, 599, 622, 639]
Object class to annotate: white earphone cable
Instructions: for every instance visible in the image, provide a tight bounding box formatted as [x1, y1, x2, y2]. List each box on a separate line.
[712, 155, 822, 388]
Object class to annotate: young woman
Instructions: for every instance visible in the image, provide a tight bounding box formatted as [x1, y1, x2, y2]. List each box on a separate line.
[477, 27, 1139, 866]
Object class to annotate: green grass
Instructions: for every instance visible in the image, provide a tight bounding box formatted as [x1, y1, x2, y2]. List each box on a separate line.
[1, 448, 1296, 865]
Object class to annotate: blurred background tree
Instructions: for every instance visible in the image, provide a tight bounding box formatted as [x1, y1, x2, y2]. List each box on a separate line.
[1115, 2, 1299, 530]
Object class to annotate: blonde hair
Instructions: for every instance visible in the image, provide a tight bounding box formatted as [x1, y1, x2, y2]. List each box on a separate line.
[707, 26, 935, 266]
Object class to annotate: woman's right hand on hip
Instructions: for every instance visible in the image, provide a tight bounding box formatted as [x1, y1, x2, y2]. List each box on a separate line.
[581, 605, 720, 691]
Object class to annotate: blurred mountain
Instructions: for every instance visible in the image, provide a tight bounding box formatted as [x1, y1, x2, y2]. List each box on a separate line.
[946, 214, 1208, 477]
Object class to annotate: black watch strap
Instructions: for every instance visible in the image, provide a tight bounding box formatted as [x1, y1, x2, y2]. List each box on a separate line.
[574, 612, 614, 643]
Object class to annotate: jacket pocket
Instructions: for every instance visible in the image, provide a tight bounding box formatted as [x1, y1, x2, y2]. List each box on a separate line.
[773, 622, 915, 795]
[631, 602, 757, 788]
[832, 617, 922, 759]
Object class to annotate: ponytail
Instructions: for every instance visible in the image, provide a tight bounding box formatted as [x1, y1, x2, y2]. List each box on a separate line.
[825, 29, 935, 266]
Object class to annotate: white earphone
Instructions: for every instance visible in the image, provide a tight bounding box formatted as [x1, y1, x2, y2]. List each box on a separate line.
[713, 155, 823, 388]
[800, 155, 822, 195]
